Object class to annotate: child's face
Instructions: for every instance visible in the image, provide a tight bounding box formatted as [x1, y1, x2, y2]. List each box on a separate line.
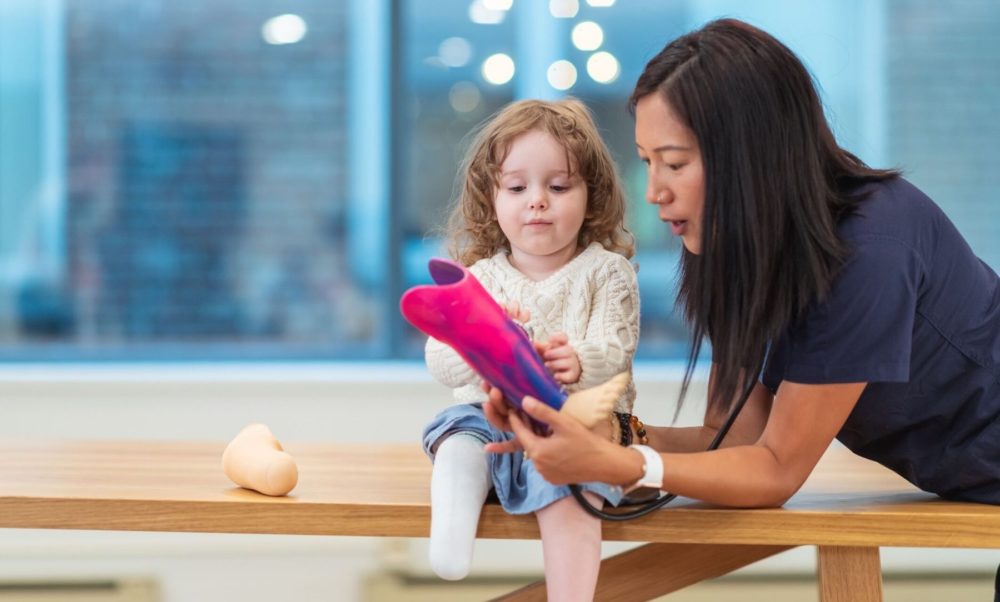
[494, 130, 587, 267]
[634, 93, 705, 255]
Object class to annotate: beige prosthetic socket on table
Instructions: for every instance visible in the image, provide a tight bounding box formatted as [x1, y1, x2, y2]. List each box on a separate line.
[222, 423, 298, 496]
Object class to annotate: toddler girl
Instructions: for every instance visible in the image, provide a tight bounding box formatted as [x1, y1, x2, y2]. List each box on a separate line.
[421, 98, 639, 601]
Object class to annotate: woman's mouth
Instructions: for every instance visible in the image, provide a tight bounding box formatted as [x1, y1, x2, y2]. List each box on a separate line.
[669, 220, 688, 236]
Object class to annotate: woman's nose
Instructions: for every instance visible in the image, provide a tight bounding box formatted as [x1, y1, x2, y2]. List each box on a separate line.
[647, 186, 669, 204]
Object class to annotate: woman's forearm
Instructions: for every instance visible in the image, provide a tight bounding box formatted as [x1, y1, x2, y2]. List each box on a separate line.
[642, 417, 760, 453]
[608, 442, 798, 508]
[658, 445, 799, 507]
[640, 380, 773, 453]
[619, 381, 862, 508]
[643, 425, 719, 452]
[572, 382, 855, 509]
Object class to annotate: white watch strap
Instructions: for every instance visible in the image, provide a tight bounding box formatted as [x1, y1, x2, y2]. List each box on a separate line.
[625, 444, 663, 494]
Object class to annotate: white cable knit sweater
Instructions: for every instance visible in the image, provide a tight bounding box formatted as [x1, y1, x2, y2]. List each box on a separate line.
[425, 242, 640, 412]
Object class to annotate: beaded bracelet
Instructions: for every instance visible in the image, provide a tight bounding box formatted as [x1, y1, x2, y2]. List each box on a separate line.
[614, 412, 633, 447]
[609, 412, 648, 446]
[629, 414, 649, 445]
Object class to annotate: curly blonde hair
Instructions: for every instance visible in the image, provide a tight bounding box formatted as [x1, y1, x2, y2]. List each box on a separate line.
[445, 98, 634, 266]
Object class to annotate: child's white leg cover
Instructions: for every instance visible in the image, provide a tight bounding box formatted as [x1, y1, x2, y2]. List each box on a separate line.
[429, 433, 491, 580]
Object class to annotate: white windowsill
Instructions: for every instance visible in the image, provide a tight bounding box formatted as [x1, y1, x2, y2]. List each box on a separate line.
[0, 360, 707, 384]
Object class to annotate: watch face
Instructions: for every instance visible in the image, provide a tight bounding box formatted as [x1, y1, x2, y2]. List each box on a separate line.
[622, 487, 661, 504]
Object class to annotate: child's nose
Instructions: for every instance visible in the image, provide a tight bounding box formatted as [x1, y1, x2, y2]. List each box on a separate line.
[529, 191, 548, 210]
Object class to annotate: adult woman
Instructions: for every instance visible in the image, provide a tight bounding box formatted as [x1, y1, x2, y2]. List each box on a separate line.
[483, 18, 1000, 513]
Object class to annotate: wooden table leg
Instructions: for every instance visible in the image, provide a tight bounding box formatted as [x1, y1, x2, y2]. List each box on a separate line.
[493, 543, 794, 602]
[817, 546, 883, 602]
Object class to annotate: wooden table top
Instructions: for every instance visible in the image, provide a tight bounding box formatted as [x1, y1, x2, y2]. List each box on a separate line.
[1, 440, 998, 548]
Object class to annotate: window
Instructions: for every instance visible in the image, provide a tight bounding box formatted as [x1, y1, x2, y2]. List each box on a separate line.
[2, 1, 386, 359]
[1, 0, 997, 361]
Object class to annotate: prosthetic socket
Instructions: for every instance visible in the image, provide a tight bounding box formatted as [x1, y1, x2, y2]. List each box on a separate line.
[400, 258, 626, 432]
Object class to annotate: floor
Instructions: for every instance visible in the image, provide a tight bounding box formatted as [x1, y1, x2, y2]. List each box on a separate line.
[365, 572, 998, 601]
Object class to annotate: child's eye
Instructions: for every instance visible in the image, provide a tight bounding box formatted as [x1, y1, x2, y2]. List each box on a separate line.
[507, 185, 526, 193]
[550, 185, 569, 192]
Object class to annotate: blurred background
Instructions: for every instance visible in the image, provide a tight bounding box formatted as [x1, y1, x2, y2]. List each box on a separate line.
[0, 0, 997, 600]
[2, 0, 997, 362]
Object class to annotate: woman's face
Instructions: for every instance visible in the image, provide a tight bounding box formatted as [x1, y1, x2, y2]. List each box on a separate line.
[634, 93, 705, 254]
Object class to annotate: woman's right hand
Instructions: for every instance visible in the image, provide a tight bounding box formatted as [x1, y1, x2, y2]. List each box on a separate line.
[480, 338, 549, 439]
[482, 384, 518, 447]
[482, 370, 616, 445]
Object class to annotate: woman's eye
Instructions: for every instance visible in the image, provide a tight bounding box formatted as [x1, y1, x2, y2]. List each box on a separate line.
[667, 163, 685, 171]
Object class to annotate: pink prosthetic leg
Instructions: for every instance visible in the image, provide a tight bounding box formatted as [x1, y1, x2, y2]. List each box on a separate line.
[401, 259, 626, 431]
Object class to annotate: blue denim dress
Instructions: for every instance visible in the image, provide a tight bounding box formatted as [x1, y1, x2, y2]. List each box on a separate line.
[422, 403, 624, 515]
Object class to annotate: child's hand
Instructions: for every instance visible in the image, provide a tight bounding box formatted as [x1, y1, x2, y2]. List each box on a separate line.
[541, 332, 581, 385]
[502, 302, 531, 324]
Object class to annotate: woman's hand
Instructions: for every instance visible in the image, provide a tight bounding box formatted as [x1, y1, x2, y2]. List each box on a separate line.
[480, 339, 550, 438]
[482, 377, 614, 445]
[485, 396, 640, 486]
[482, 383, 516, 440]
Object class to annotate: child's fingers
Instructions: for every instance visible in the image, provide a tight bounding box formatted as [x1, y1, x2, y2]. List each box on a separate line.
[506, 302, 530, 322]
[546, 359, 572, 373]
[543, 346, 571, 361]
[548, 332, 569, 346]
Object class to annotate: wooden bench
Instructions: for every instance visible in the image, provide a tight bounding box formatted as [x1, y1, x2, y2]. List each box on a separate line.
[1, 440, 997, 601]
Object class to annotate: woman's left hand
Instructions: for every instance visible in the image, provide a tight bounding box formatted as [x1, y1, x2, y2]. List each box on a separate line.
[485, 396, 637, 486]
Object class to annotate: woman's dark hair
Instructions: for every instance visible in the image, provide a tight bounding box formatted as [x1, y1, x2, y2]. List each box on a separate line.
[629, 19, 899, 418]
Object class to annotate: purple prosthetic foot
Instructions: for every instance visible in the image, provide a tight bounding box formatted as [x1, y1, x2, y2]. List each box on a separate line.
[400, 258, 566, 432]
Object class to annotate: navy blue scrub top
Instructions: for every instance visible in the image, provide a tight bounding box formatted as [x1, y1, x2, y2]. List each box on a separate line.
[762, 177, 1000, 504]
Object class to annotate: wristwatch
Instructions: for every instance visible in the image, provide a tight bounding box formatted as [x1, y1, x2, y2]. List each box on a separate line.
[624, 444, 663, 494]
